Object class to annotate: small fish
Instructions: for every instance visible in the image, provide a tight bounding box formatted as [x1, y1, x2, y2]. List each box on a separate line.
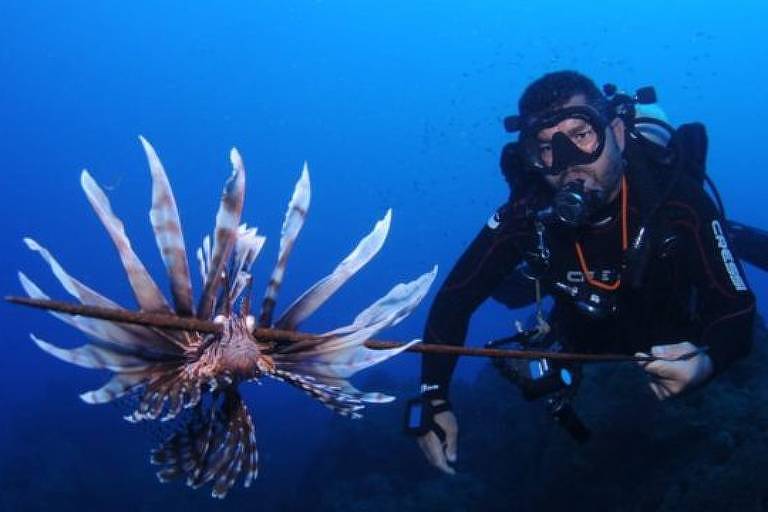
[19, 136, 437, 498]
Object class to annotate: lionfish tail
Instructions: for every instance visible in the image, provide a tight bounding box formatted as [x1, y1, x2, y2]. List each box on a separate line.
[150, 389, 258, 499]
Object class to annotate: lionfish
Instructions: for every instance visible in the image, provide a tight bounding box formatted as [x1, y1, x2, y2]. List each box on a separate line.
[18, 136, 437, 498]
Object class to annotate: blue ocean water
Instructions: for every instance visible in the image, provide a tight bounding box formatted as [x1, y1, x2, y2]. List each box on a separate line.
[1, 1, 767, 510]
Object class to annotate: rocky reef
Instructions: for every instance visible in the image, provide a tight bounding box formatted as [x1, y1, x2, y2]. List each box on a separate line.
[299, 317, 768, 512]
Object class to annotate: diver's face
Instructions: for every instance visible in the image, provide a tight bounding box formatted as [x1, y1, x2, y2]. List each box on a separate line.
[539, 95, 626, 201]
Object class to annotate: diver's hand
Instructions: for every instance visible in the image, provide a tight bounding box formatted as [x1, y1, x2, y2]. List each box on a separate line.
[635, 342, 713, 400]
[417, 400, 458, 475]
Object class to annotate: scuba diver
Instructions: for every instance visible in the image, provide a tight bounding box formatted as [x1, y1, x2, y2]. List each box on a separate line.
[406, 70, 764, 475]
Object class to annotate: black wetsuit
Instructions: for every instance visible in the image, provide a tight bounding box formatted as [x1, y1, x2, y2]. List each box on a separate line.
[421, 156, 756, 400]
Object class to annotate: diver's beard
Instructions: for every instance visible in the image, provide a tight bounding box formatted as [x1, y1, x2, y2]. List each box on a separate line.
[559, 154, 623, 200]
[600, 156, 625, 202]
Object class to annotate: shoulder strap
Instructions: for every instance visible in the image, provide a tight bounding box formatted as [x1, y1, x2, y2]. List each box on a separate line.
[671, 122, 708, 185]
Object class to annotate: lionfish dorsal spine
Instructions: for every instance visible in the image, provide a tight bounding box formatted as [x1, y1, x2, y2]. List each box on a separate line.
[259, 161, 310, 327]
[227, 225, 266, 307]
[197, 235, 212, 287]
[197, 148, 246, 320]
[80, 170, 171, 313]
[142, 135, 195, 317]
[275, 208, 392, 330]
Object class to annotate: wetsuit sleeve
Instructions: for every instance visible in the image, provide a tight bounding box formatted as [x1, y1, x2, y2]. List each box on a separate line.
[669, 188, 756, 375]
[420, 207, 525, 399]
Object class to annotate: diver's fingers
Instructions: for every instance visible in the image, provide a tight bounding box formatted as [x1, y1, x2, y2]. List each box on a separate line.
[648, 381, 670, 401]
[417, 432, 456, 475]
[416, 431, 440, 466]
[652, 342, 697, 360]
[650, 374, 676, 398]
[642, 360, 664, 377]
[642, 360, 680, 380]
[635, 352, 651, 369]
[656, 375, 685, 397]
[433, 411, 459, 463]
[648, 381, 661, 399]
[445, 434, 458, 464]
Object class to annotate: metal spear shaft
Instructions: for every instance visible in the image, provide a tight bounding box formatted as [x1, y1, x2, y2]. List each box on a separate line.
[5, 296, 689, 363]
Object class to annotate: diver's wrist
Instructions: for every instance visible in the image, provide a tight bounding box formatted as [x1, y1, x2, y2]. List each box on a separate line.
[420, 382, 447, 401]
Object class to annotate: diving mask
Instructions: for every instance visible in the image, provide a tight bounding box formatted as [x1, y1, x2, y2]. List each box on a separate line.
[509, 105, 612, 176]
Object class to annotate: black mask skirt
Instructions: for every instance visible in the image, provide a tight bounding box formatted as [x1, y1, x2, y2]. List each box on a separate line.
[519, 105, 611, 176]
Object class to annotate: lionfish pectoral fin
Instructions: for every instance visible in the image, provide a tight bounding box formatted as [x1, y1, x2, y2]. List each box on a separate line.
[79, 372, 149, 404]
[269, 267, 436, 417]
[276, 209, 392, 330]
[18, 251, 183, 357]
[329, 265, 438, 336]
[150, 389, 258, 498]
[30, 334, 151, 372]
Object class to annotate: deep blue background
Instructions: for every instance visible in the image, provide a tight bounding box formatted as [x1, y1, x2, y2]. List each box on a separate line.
[1, 1, 766, 510]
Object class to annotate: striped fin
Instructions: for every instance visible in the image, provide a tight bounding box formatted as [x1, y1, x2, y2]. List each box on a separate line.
[276, 209, 391, 330]
[197, 149, 246, 320]
[151, 391, 259, 498]
[228, 225, 266, 305]
[19, 270, 87, 331]
[20, 272, 180, 357]
[142, 136, 195, 317]
[259, 162, 310, 326]
[279, 265, 437, 355]
[81, 170, 171, 313]
[280, 374, 395, 404]
[80, 371, 149, 404]
[128, 373, 204, 423]
[233, 225, 266, 278]
[270, 267, 436, 401]
[23, 238, 120, 309]
[196, 235, 212, 287]
[276, 338, 420, 380]
[30, 334, 150, 372]
[152, 405, 215, 483]
[270, 369, 365, 418]
[327, 265, 438, 337]
[209, 396, 258, 498]
[20, 248, 182, 355]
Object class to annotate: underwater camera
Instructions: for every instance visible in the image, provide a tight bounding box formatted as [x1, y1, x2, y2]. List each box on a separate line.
[487, 331, 591, 443]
